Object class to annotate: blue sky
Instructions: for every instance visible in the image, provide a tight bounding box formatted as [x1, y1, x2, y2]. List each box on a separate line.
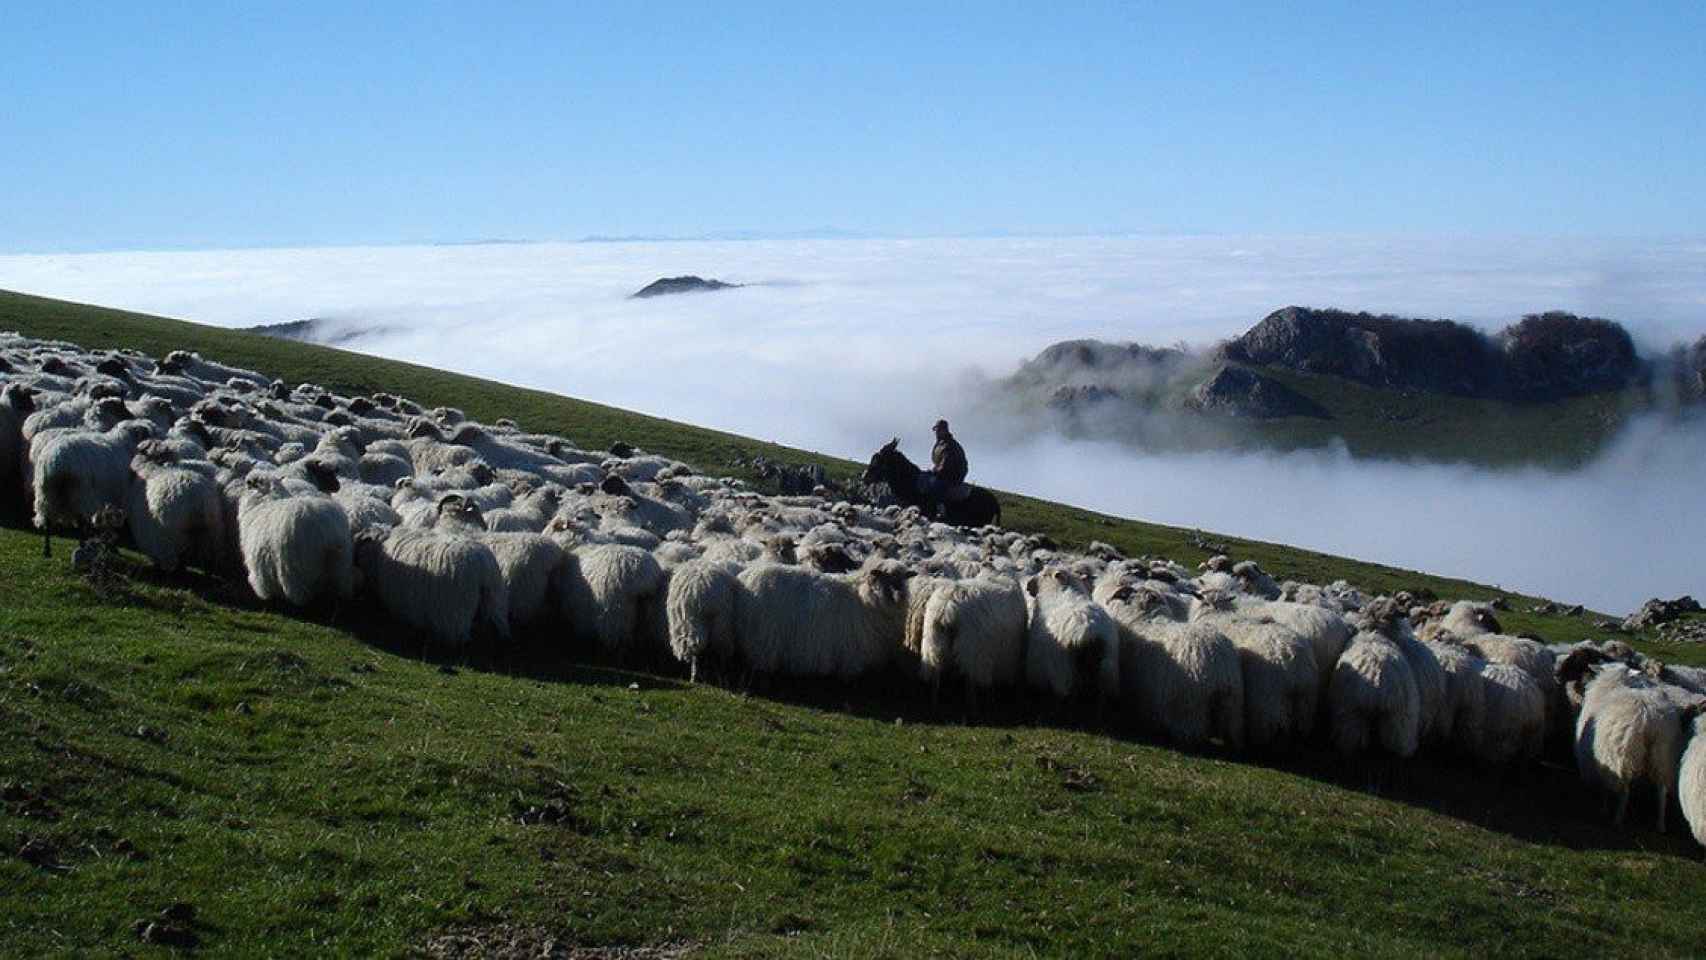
[4, 2, 1703, 252]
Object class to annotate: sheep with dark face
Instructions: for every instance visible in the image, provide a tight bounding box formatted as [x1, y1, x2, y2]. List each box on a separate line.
[1559, 649, 1699, 830]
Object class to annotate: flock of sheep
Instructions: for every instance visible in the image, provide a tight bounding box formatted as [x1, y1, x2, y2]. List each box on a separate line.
[4, 332, 1706, 854]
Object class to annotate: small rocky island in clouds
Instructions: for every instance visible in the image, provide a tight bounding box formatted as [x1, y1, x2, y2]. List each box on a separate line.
[991, 306, 1706, 466]
[630, 275, 742, 299]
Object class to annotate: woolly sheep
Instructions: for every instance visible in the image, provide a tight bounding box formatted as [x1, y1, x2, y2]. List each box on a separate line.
[127, 446, 227, 572]
[31, 421, 154, 540]
[1476, 662, 1547, 767]
[1023, 567, 1119, 705]
[236, 478, 355, 607]
[734, 559, 913, 681]
[1567, 659, 1692, 829]
[1679, 711, 1706, 851]
[918, 576, 1027, 703]
[1104, 586, 1244, 749]
[1327, 632, 1421, 759]
[1195, 600, 1319, 751]
[561, 543, 667, 661]
[664, 558, 742, 681]
[353, 526, 509, 647]
[476, 532, 568, 632]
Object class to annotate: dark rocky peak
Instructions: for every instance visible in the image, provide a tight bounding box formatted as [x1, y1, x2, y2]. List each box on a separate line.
[1497, 312, 1639, 401]
[630, 276, 741, 299]
[1221, 307, 1501, 396]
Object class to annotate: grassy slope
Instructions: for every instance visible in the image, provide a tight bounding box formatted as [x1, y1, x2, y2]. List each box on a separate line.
[5, 530, 1706, 958]
[4, 288, 1706, 955]
[1236, 365, 1638, 468]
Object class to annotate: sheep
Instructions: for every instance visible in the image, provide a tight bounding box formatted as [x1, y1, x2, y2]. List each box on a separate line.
[1562, 654, 1693, 829]
[1476, 662, 1548, 767]
[236, 477, 355, 607]
[918, 576, 1027, 704]
[664, 558, 742, 681]
[30, 421, 154, 551]
[1231, 560, 1281, 600]
[0, 383, 38, 500]
[1327, 632, 1421, 759]
[733, 559, 913, 682]
[1103, 584, 1244, 748]
[156, 350, 269, 387]
[1427, 640, 1488, 756]
[127, 445, 228, 572]
[1194, 597, 1319, 750]
[353, 526, 509, 647]
[475, 533, 568, 633]
[1023, 567, 1120, 706]
[1679, 709, 1706, 852]
[561, 543, 667, 662]
[1235, 598, 1350, 701]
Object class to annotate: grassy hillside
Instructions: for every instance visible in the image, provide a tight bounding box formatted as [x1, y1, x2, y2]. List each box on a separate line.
[5, 288, 1706, 956]
[5, 527, 1706, 958]
[1236, 364, 1639, 467]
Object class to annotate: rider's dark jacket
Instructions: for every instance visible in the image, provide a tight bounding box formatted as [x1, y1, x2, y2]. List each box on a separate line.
[932, 433, 968, 487]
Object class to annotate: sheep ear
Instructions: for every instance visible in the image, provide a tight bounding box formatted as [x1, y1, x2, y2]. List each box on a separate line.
[1024, 576, 1039, 597]
[1052, 569, 1070, 583]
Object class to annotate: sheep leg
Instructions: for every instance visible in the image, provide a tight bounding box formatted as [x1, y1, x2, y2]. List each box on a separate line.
[42, 529, 51, 559]
[1656, 786, 1668, 833]
[1613, 789, 1630, 828]
[931, 676, 941, 710]
[689, 658, 700, 684]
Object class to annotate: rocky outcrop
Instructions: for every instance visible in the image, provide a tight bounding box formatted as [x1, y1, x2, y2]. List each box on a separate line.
[630, 276, 741, 299]
[1046, 384, 1123, 410]
[1498, 312, 1639, 401]
[1185, 366, 1329, 419]
[1623, 595, 1702, 632]
[1221, 307, 1502, 396]
[1220, 306, 1645, 402]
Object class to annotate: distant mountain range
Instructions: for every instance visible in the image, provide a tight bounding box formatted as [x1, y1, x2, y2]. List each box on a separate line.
[994, 307, 1706, 466]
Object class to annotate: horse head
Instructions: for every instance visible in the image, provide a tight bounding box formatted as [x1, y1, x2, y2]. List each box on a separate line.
[862, 437, 900, 484]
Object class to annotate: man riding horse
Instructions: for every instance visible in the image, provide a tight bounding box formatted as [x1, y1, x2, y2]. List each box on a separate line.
[922, 419, 968, 519]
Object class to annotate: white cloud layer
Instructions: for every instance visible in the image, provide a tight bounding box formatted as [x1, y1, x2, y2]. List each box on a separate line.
[3, 235, 1703, 612]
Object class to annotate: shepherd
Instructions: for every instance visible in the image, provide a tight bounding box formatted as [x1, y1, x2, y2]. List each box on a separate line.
[861, 420, 1000, 527]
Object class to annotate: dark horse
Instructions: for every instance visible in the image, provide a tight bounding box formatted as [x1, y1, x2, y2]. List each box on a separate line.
[861, 438, 1001, 527]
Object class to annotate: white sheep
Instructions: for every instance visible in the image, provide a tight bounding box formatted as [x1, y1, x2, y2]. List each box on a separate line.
[127, 446, 228, 572]
[1679, 710, 1706, 852]
[734, 559, 913, 681]
[1427, 640, 1488, 756]
[1102, 585, 1244, 749]
[30, 421, 154, 546]
[1475, 662, 1547, 767]
[1327, 631, 1421, 759]
[664, 558, 742, 682]
[561, 543, 667, 661]
[918, 576, 1027, 704]
[352, 526, 509, 647]
[1569, 660, 1692, 829]
[1196, 600, 1319, 751]
[236, 478, 355, 607]
[1023, 567, 1119, 706]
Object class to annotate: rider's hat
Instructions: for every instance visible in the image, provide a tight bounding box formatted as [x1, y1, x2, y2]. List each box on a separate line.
[932, 418, 949, 431]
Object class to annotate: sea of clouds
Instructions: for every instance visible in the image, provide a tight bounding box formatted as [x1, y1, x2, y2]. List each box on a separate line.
[3, 235, 1703, 612]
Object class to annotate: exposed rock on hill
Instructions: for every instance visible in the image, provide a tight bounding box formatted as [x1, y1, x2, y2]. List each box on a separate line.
[1221, 306, 1501, 396]
[1185, 365, 1330, 419]
[1498, 311, 1639, 401]
[630, 276, 741, 299]
[245, 319, 391, 346]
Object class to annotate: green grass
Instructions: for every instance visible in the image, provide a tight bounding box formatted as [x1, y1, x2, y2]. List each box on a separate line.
[1235, 364, 1641, 468]
[5, 288, 1706, 956]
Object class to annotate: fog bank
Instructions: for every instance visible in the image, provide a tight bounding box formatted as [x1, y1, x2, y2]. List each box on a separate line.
[3, 235, 1702, 612]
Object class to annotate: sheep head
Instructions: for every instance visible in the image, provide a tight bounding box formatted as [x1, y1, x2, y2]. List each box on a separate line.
[39, 356, 74, 376]
[156, 350, 195, 375]
[859, 559, 914, 608]
[95, 355, 132, 379]
[303, 459, 342, 494]
[1, 383, 38, 414]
